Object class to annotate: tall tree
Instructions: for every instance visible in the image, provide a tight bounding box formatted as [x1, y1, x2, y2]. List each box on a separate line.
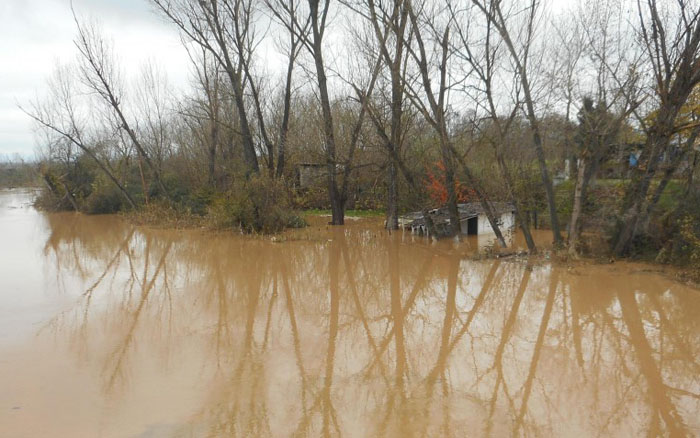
[404, 2, 461, 237]
[73, 16, 170, 198]
[308, 0, 346, 224]
[613, 0, 700, 255]
[265, 0, 306, 178]
[472, 0, 564, 247]
[24, 66, 138, 210]
[405, 1, 507, 244]
[450, 1, 536, 251]
[568, 97, 626, 255]
[151, 0, 261, 174]
[362, 0, 411, 230]
[277, 0, 381, 225]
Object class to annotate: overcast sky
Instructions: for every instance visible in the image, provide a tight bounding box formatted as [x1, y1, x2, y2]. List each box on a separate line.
[0, 0, 191, 159]
[1, 0, 579, 160]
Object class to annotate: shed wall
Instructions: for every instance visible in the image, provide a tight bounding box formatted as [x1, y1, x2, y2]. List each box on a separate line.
[477, 212, 515, 235]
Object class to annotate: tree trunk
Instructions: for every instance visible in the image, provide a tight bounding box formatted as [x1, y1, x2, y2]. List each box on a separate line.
[275, 52, 294, 179]
[613, 129, 674, 255]
[442, 147, 461, 238]
[208, 119, 218, 187]
[329, 182, 345, 225]
[686, 150, 698, 196]
[449, 143, 509, 248]
[73, 19, 171, 200]
[99, 83, 169, 201]
[643, 128, 699, 224]
[527, 110, 563, 247]
[492, 146, 534, 251]
[309, 0, 344, 225]
[386, 160, 399, 230]
[568, 158, 587, 255]
[484, 1, 563, 247]
[517, 209, 537, 253]
[612, 17, 700, 255]
[60, 181, 80, 212]
[230, 74, 260, 174]
[136, 154, 149, 205]
[385, 42, 403, 231]
[208, 6, 260, 176]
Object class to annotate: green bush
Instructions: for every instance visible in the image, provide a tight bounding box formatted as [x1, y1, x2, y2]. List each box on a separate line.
[209, 175, 306, 233]
[555, 179, 575, 224]
[654, 190, 700, 277]
[85, 176, 125, 214]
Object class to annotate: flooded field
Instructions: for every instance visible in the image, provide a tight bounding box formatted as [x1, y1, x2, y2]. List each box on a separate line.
[1, 188, 699, 438]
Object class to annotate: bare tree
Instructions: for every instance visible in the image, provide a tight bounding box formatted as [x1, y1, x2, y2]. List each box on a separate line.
[150, 0, 261, 174]
[364, 0, 411, 230]
[192, 49, 224, 186]
[472, 0, 564, 247]
[613, 0, 700, 255]
[136, 63, 173, 179]
[404, 1, 507, 244]
[557, 0, 639, 254]
[449, 1, 537, 251]
[24, 66, 137, 210]
[550, 8, 586, 179]
[306, 0, 347, 224]
[72, 15, 169, 198]
[265, 0, 307, 178]
[403, 2, 461, 237]
[273, 0, 381, 224]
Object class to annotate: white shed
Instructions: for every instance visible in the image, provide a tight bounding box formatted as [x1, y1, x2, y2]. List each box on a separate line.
[402, 202, 516, 237]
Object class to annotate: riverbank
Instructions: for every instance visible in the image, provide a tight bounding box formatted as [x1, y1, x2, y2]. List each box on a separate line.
[126, 199, 700, 286]
[25, 184, 700, 286]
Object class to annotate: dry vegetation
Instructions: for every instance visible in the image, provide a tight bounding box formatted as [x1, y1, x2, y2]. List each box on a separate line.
[25, 0, 700, 266]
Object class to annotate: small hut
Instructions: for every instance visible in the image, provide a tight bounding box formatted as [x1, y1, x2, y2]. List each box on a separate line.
[400, 202, 516, 236]
[297, 163, 327, 189]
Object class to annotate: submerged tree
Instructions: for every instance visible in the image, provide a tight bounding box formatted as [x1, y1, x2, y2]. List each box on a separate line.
[471, 0, 564, 247]
[568, 97, 623, 254]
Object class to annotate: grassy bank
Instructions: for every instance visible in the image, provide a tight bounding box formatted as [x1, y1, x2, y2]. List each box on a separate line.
[548, 177, 700, 282]
[126, 203, 386, 231]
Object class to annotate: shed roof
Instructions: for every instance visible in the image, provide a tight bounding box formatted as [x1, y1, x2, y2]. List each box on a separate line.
[401, 202, 515, 229]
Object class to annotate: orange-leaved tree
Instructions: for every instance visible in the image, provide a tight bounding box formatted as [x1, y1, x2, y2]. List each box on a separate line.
[424, 161, 477, 205]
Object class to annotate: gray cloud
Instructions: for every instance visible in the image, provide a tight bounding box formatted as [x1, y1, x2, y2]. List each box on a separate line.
[0, 0, 189, 158]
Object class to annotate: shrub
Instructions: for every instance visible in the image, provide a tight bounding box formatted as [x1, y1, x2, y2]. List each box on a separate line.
[654, 190, 700, 278]
[85, 176, 125, 214]
[292, 186, 329, 209]
[209, 175, 306, 233]
[128, 200, 207, 229]
[166, 185, 215, 216]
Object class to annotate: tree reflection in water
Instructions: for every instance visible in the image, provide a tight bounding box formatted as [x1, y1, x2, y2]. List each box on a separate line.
[40, 215, 700, 437]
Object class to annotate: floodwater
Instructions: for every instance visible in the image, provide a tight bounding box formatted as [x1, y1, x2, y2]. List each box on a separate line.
[1, 189, 699, 438]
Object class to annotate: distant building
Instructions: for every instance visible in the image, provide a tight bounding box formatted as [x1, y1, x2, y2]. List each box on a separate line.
[296, 162, 349, 189]
[297, 163, 327, 189]
[400, 202, 516, 237]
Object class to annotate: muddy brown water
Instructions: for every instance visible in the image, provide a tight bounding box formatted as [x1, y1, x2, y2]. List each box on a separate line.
[1, 188, 699, 438]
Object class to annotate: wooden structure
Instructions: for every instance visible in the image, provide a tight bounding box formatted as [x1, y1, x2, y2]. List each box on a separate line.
[400, 202, 516, 237]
